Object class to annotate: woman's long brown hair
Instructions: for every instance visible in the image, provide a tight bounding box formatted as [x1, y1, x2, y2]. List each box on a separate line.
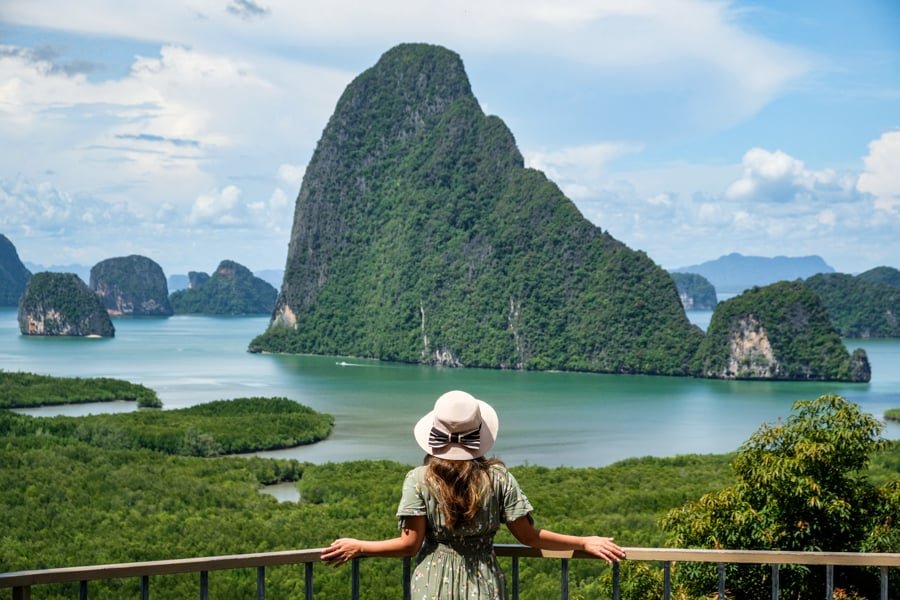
[424, 455, 504, 529]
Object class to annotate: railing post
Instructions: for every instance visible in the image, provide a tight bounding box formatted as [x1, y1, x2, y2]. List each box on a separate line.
[511, 556, 519, 600]
[257, 566, 265, 600]
[663, 561, 671, 600]
[79, 580, 87, 600]
[771, 564, 779, 600]
[560, 559, 569, 600]
[612, 561, 620, 600]
[718, 562, 725, 599]
[825, 564, 833, 599]
[199, 570, 208, 600]
[881, 566, 888, 600]
[351, 558, 360, 600]
[402, 557, 411, 600]
[12, 586, 30, 600]
[304, 562, 313, 600]
[141, 575, 149, 600]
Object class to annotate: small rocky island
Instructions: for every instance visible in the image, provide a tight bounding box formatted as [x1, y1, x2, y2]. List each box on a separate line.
[19, 272, 115, 337]
[90, 255, 174, 317]
[693, 281, 869, 382]
[670, 272, 717, 310]
[170, 260, 277, 315]
[0, 233, 32, 306]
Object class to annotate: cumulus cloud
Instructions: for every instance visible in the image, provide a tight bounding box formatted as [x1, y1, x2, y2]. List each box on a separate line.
[857, 130, 900, 215]
[724, 148, 858, 205]
[189, 185, 243, 225]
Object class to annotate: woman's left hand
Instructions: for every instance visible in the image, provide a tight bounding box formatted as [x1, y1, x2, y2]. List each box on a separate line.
[321, 538, 364, 567]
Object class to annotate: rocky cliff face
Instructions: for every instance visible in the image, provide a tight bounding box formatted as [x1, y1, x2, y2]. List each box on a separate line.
[169, 260, 276, 315]
[250, 43, 702, 374]
[693, 281, 869, 382]
[0, 234, 32, 306]
[19, 272, 115, 337]
[90, 255, 173, 317]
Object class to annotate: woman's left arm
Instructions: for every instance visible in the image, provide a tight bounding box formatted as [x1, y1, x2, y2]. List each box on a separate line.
[321, 515, 426, 566]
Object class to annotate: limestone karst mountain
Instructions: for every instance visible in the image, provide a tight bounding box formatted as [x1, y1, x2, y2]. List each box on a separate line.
[18, 272, 115, 337]
[250, 43, 703, 374]
[90, 255, 174, 317]
[170, 260, 276, 315]
[0, 234, 32, 306]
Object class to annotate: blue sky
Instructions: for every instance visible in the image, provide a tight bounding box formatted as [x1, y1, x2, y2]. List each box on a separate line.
[1, 0, 898, 277]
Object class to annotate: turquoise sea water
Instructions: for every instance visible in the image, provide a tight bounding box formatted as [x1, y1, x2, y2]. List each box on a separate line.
[2, 307, 897, 467]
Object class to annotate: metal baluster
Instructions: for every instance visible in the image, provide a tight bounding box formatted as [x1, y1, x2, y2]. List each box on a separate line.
[718, 563, 725, 599]
[560, 559, 569, 600]
[304, 562, 313, 600]
[612, 561, 620, 600]
[351, 558, 360, 600]
[199, 571, 208, 600]
[141, 575, 149, 600]
[79, 580, 87, 600]
[257, 566, 265, 600]
[825, 565, 833, 599]
[663, 562, 671, 600]
[403, 557, 411, 600]
[771, 564, 779, 600]
[512, 556, 519, 600]
[880, 566, 888, 600]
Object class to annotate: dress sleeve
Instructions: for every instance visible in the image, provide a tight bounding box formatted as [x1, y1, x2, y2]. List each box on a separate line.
[498, 468, 534, 523]
[396, 467, 427, 527]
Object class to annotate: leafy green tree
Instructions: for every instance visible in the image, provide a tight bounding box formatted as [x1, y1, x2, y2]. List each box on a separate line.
[662, 394, 900, 598]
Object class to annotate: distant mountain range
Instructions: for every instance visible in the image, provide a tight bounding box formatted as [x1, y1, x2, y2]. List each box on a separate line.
[672, 253, 835, 293]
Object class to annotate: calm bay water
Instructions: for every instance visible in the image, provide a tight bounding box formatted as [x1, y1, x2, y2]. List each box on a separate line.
[2, 307, 897, 467]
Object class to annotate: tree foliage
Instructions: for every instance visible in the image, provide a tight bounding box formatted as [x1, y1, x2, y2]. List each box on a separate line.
[804, 269, 900, 338]
[1, 397, 332, 456]
[661, 394, 900, 598]
[0, 370, 161, 408]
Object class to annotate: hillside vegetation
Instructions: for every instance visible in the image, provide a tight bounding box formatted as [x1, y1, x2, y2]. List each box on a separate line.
[692, 281, 869, 381]
[251, 43, 702, 375]
[170, 260, 277, 315]
[804, 267, 900, 338]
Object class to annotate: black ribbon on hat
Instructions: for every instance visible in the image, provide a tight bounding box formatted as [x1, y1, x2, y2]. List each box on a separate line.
[428, 424, 481, 450]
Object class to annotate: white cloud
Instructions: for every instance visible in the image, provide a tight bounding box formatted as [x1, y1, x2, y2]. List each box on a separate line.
[277, 163, 306, 187]
[724, 147, 858, 205]
[857, 130, 900, 215]
[189, 185, 242, 225]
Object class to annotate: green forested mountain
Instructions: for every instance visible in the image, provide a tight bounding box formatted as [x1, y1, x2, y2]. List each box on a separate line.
[90, 254, 173, 316]
[803, 268, 899, 338]
[170, 260, 277, 315]
[669, 272, 717, 310]
[18, 272, 115, 337]
[692, 281, 870, 381]
[250, 43, 702, 375]
[0, 233, 31, 306]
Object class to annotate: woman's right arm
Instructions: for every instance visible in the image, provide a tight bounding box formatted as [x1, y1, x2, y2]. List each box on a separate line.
[506, 516, 626, 563]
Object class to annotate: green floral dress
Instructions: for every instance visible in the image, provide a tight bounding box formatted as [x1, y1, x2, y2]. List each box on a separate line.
[396, 464, 534, 600]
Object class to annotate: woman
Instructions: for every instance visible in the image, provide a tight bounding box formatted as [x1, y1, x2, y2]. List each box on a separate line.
[321, 390, 625, 599]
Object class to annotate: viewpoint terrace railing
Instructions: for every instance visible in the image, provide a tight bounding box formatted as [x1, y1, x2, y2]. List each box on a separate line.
[2, 546, 899, 600]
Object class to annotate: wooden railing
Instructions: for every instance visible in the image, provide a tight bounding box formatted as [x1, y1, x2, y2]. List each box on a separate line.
[2, 546, 899, 599]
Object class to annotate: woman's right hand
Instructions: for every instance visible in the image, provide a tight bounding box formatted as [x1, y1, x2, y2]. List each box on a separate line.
[582, 536, 626, 563]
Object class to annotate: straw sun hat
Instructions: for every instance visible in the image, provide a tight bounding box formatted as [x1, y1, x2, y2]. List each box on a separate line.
[414, 390, 499, 460]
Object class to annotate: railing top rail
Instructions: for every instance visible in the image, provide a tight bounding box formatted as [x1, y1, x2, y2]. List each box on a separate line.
[3, 546, 900, 589]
